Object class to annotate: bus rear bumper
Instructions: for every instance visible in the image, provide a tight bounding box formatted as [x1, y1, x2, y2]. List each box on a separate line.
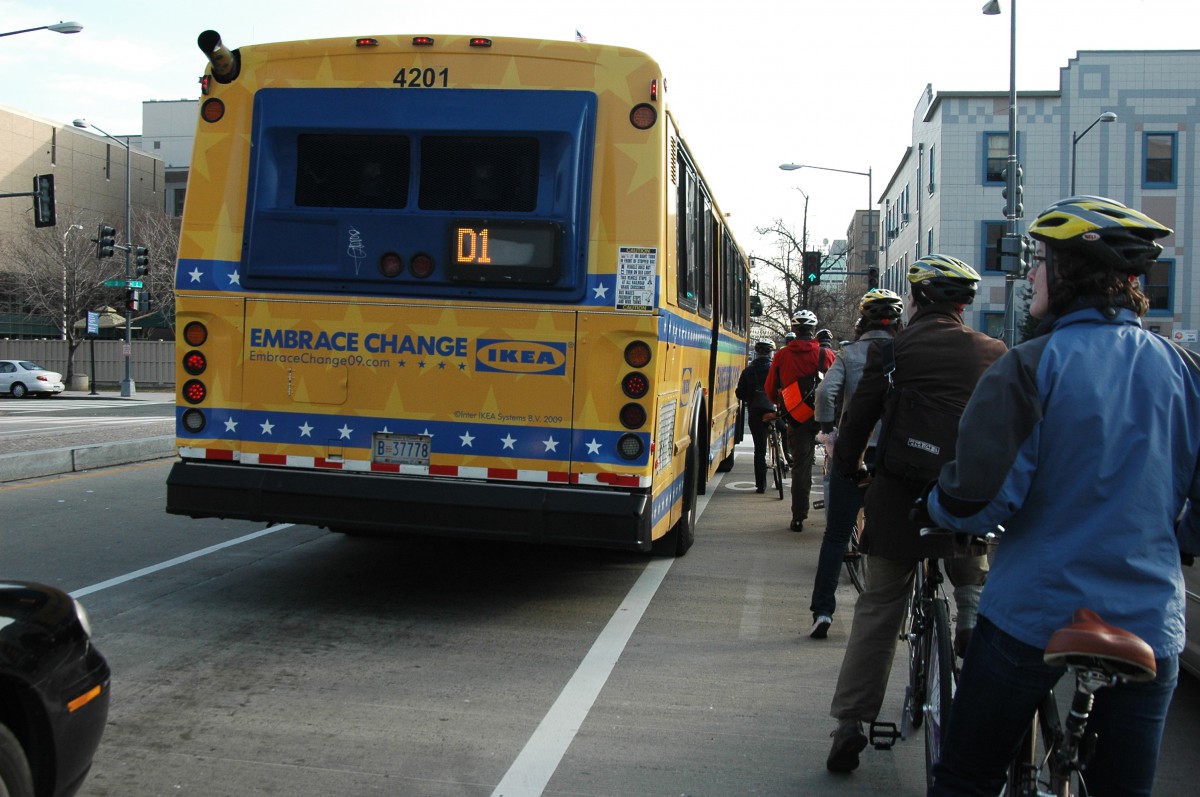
[166, 460, 654, 551]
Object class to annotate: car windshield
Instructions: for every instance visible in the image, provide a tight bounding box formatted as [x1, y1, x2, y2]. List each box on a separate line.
[17, 361, 43, 370]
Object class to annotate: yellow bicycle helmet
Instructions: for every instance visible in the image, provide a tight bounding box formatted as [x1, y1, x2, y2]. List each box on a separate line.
[907, 254, 981, 305]
[858, 288, 904, 322]
[1028, 196, 1171, 275]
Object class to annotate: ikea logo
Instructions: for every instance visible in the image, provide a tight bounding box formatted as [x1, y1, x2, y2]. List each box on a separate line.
[476, 339, 567, 375]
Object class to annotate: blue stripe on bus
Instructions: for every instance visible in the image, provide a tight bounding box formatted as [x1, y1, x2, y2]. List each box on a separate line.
[177, 407, 650, 467]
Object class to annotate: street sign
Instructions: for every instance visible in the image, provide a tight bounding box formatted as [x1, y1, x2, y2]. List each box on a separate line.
[102, 279, 144, 288]
[128, 280, 144, 288]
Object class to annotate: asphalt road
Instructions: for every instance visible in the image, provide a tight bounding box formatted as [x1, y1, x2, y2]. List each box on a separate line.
[1, 431, 1198, 796]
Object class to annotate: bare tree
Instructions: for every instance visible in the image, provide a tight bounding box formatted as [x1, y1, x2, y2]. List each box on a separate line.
[0, 205, 181, 376]
[751, 218, 862, 345]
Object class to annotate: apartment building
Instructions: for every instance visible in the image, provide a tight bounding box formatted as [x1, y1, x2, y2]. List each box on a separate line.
[875, 50, 1197, 346]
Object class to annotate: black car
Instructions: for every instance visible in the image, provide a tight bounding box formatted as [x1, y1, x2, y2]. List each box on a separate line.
[0, 582, 110, 797]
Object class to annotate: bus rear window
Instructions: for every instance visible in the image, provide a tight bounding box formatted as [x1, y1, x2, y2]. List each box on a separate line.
[296, 134, 410, 209]
[419, 136, 539, 212]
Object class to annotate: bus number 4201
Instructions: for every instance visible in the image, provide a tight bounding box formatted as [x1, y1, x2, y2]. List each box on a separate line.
[393, 67, 449, 88]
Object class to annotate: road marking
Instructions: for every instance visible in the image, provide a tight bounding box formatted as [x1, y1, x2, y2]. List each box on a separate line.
[490, 473, 722, 797]
[70, 524, 295, 599]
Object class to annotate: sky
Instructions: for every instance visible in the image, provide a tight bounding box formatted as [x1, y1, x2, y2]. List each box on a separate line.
[3, 0, 1197, 263]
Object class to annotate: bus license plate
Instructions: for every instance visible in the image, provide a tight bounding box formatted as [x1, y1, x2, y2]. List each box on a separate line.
[372, 433, 431, 466]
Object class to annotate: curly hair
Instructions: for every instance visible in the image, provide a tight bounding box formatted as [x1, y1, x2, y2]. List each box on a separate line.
[1046, 248, 1150, 317]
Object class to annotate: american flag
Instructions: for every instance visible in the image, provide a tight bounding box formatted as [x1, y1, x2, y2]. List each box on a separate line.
[574, 29, 587, 42]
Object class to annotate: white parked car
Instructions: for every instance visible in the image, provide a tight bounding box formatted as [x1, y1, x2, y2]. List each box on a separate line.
[0, 359, 65, 398]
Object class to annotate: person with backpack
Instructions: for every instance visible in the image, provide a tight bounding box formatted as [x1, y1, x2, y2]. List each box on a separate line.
[735, 339, 778, 493]
[807, 289, 904, 639]
[922, 198, 1196, 796]
[823, 255, 1006, 773]
[765, 310, 835, 531]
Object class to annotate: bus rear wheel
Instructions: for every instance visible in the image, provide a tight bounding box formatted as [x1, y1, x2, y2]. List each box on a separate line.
[653, 428, 699, 557]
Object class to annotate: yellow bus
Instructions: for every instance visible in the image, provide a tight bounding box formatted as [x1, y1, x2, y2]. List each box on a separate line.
[166, 30, 751, 555]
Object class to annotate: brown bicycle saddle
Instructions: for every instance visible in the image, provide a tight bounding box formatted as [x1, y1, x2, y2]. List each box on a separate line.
[1043, 608, 1158, 682]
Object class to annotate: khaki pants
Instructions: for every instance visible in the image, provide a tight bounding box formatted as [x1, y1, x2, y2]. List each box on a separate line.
[829, 553, 988, 723]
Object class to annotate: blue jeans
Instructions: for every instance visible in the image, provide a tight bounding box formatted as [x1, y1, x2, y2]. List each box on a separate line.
[809, 466, 863, 617]
[929, 616, 1178, 797]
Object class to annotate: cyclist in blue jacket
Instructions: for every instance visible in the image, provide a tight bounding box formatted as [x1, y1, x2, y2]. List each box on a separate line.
[925, 197, 1200, 796]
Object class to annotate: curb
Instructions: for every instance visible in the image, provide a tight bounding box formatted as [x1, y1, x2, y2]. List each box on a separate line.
[0, 436, 176, 483]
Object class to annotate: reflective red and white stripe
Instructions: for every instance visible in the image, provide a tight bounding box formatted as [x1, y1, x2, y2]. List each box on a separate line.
[177, 447, 650, 487]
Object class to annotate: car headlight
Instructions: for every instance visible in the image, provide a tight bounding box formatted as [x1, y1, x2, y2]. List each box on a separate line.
[73, 598, 93, 637]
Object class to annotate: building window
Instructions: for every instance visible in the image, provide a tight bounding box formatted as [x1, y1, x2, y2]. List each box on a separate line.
[927, 228, 934, 255]
[172, 188, 186, 217]
[984, 133, 1008, 184]
[1143, 133, 1177, 187]
[928, 145, 936, 193]
[982, 221, 1005, 272]
[1144, 258, 1173, 314]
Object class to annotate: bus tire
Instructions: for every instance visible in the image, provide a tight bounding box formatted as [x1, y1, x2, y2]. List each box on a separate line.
[653, 418, 699, 557]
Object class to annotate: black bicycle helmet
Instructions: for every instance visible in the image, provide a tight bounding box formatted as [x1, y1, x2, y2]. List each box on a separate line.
[907, 254, 981, 305]
[858, 288, 904, 323]
[1028, 195, 1171, 276]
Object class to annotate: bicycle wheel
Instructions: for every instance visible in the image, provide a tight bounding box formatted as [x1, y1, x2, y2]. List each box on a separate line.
[844, 508, 866, 593]
[923, 597, 954, 789]
[901, 567, 926, 738]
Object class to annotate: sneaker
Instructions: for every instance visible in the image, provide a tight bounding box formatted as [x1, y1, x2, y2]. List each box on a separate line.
[810, 615, 832, 639]
[789, 519, 805, 532]
[826, 720, 868, 773]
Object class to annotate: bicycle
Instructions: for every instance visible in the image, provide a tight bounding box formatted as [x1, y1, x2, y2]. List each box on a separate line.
[764, 413, 788, 500]
[867, 554, 956, 789]
[1001, 608, 1157, 796]
[844, 507, 866, 593]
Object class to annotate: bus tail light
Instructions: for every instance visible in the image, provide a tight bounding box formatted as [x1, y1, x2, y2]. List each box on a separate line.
[617, 434, 644, 461]
[182, 409, 207, 433]
[183, 321, 208, 347]
[624, 340, 652, 368]
[469, 38, 493, 48]
[182, 350, 207, 376]
[355, 38, 379, 47]
[182, 379, 207, 405]
[622, 372, 649, 399]
[200, 99, 225, 123]
[379, 252, 403, 277]
[620, 403, 646, 429]
[410, 253, 435, 278]
[412, 36, 435, 46]
[630, 103, 657, 130]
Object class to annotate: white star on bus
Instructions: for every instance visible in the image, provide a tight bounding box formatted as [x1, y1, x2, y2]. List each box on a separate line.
[543, 435, 559, 452]
[298, 422, 313, 437]
[500, 434, 517, 449]
[338, 424, 353, 439]
[586, 438, 602, 455]
[189, 267, 203, 283]
[260, 419, 274, 435]
[228, 270, 241, 286]
[593, 283, 609, 300]
[460, 431, 475, 447]
[224, 417, 237, 432]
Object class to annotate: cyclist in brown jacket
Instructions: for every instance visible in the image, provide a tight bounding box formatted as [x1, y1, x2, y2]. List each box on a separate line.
[824, 254, 1006, 773]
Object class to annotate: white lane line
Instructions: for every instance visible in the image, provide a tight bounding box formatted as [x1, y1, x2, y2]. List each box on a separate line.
[490, 472, 723, 797]
[70, 524, 295, 598]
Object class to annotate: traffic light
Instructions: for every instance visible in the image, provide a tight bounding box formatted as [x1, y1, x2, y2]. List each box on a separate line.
[1001, 164, 1024, 219]
[134, 246, 150, 274]
[32, 174, 55, 228]
[997, 234, 1030, 275]
[95, 224, 116, 259]
[867, 266, 879, 289]
[802, 251, 821, 286]
[126, 289, 141, 312]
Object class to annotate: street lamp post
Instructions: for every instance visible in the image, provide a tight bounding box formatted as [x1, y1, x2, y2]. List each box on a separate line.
[1071, 111, 1117, 195]
[0, 21, 83, 37]
[983, 0, 1021, 347]
[73, 119, 135, 396]
[778, 163, 875, 273]
[61, 223, 84, 341]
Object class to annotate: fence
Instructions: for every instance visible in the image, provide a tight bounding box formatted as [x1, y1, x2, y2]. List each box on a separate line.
[0, 339, 175, 389]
